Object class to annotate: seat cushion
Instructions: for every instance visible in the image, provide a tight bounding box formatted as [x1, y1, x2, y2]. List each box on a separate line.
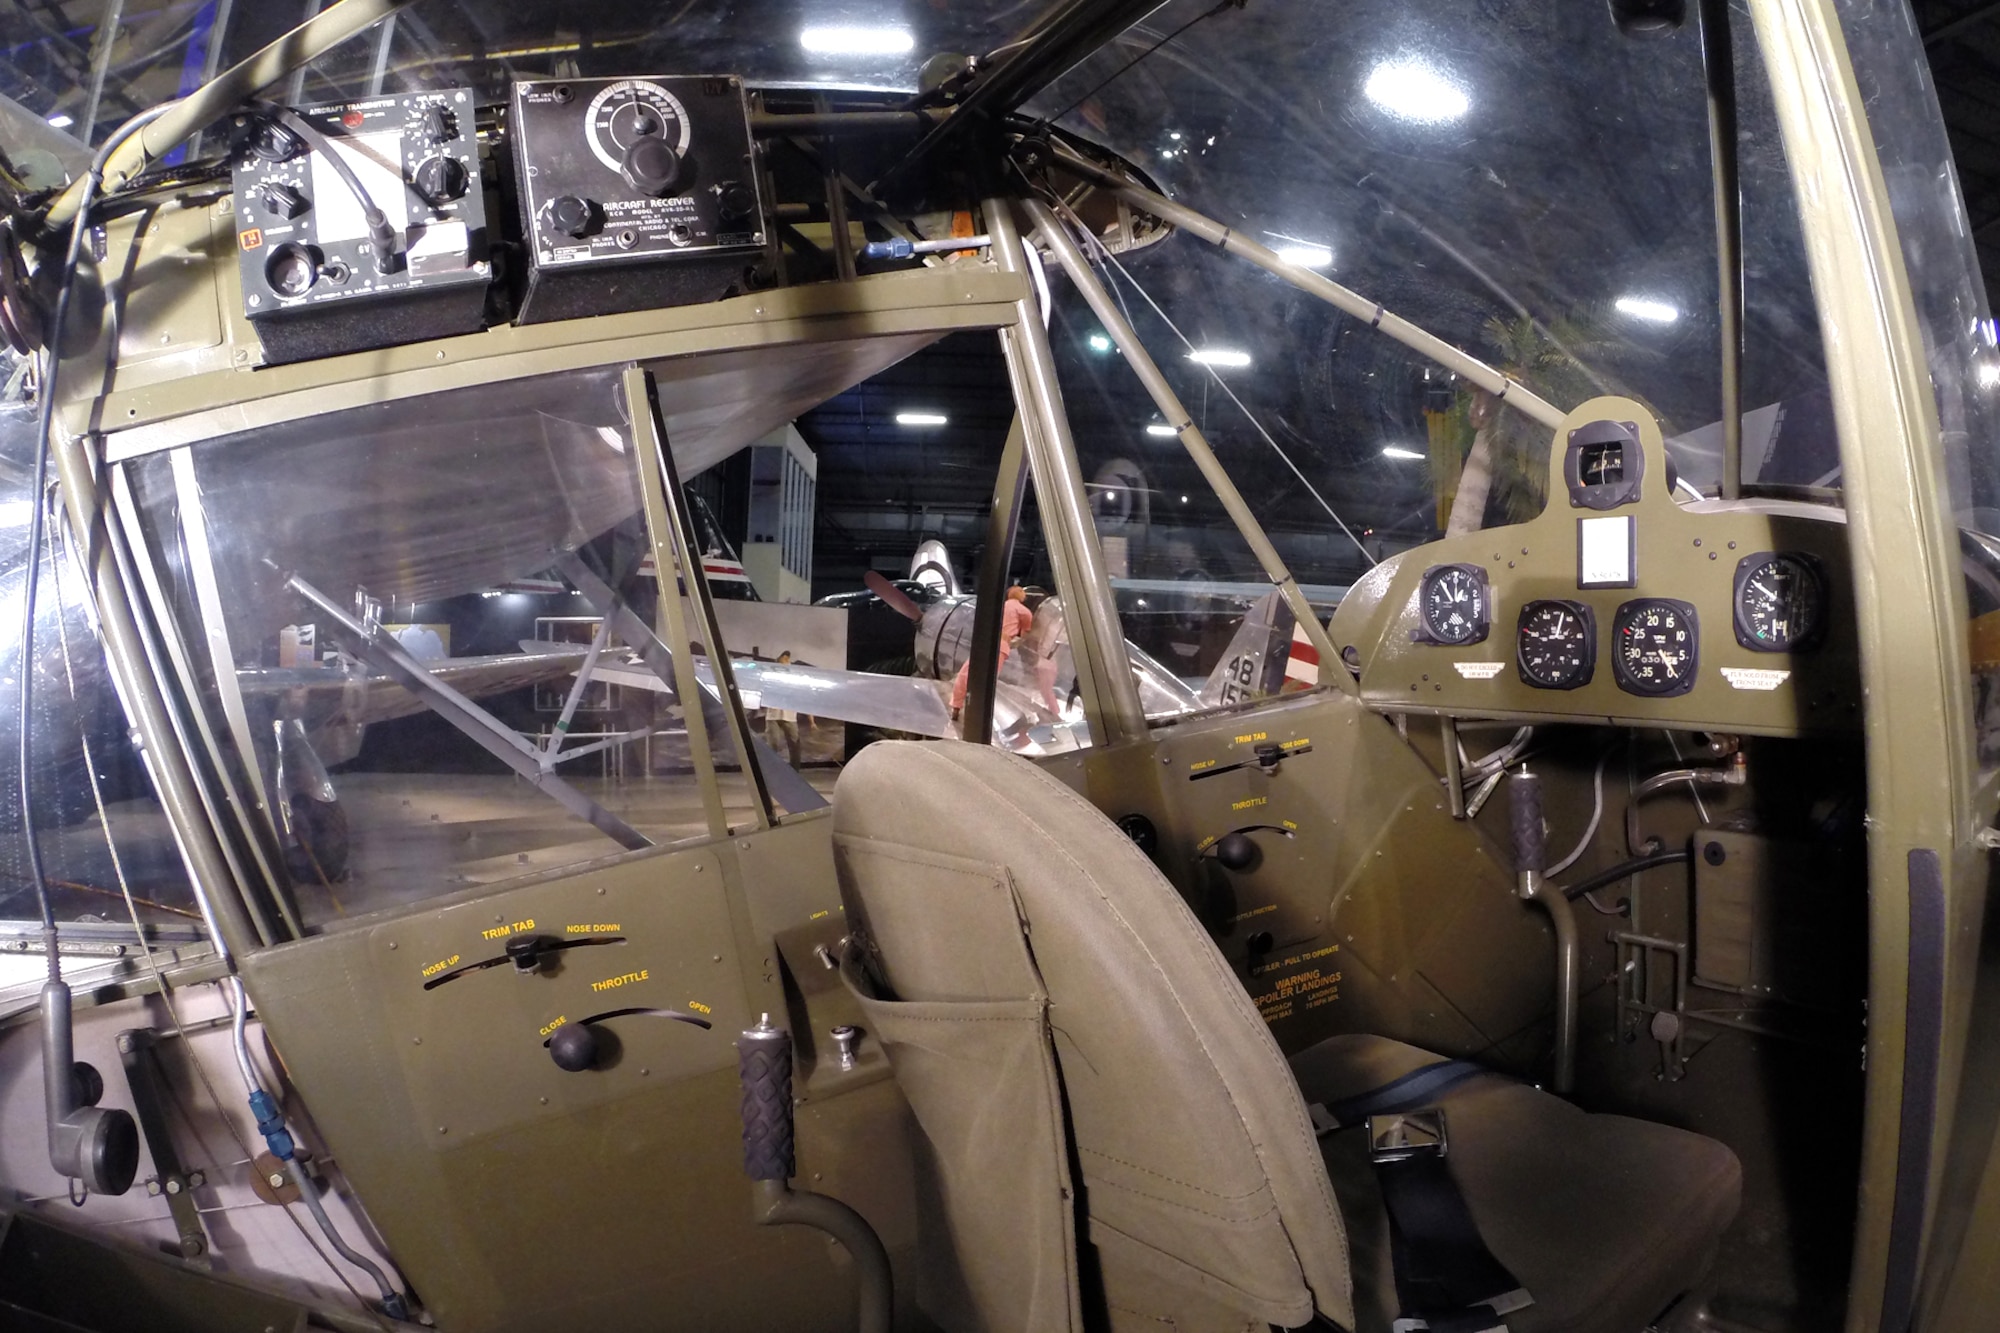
[1291, 1035, 1742, 1333]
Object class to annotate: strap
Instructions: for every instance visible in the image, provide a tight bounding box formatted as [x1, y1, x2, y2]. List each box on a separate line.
[1309, 1059, 1488, 1133]
[1378, 1152, 1529, 1331]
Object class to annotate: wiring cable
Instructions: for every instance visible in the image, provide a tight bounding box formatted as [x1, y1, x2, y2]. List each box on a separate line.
[1546, 745, 1616, 878]
[21, 102, 172, 981]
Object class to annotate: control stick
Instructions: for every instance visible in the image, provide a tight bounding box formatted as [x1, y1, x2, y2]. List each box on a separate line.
[738, 1015, 891, 1333]
[1509, 768, 1578, 1095]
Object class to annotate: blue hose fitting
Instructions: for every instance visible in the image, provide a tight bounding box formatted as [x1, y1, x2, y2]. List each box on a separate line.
[249, 1088, 295, 1161]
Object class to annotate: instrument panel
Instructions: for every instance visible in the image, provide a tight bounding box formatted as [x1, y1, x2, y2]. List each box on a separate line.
[1328, 397, 1858, 736]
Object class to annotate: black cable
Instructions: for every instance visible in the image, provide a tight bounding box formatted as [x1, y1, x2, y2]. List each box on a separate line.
[251, 102, 397, 274]
[22, 104, 173, 978]
[1560, 850, 1691, 902]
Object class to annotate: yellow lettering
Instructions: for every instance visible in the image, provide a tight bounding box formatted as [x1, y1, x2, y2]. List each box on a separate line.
[421, 953, 461, 978]
[809, 910, 830, 920]
[1233, 730, 1269, 745]
[564, 923, 622, 934]
[1231, 904, 1277, 923]
[1280, 737, 1311, 751]
[590, 968, 651, 993]
[1281, 819, 1299, 831]
[687, 1000, 712, 1015]
[1190, 758, 1217, 772]
[538, 1016, 566, 1037]
[512, 918, 536, 933]
[1231, 795, 1268, 811]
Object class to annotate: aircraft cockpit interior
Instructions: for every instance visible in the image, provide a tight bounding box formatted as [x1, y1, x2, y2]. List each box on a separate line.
[0, 1, 1997, 1331]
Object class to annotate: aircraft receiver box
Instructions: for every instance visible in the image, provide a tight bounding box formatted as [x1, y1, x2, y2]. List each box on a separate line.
[230, 88, 491, 365]
[509, 76, 768, 325]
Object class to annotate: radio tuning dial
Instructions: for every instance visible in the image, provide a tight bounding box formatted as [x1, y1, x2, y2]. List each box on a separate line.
[621, 136, 683, 197]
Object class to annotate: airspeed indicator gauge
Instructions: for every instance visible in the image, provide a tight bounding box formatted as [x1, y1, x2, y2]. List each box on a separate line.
[586, 80, 693, 175]
[1612, 598, 1699, 697]
[1416, 563, 1491, 645]
[1732, 552, 1826, 652]
[1516, 600, 1595, 690]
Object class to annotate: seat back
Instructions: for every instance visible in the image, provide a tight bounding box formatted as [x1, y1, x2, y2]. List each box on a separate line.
[833, 741, 1352, 1331]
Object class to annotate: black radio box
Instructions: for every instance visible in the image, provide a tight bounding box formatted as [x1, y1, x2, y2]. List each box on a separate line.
[510, 76, 767, 325]
[231, 88, 490, 364]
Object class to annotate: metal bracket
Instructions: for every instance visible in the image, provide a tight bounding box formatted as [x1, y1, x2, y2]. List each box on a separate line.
[1615, 931, 1689, 1081]
[117, 1029, 210, 1264]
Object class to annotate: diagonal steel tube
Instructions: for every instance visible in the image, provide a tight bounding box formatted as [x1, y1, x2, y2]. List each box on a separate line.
[1024, 196, 1346, 686]
[1049, 142, 1565, 430]
[285, 573, 652, 852]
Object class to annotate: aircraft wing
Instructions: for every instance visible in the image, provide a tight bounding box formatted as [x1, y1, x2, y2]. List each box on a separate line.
[236, 649, 591, 727]
[590, 656, 957, 739]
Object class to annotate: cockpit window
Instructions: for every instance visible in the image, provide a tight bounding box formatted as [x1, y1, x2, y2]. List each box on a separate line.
[1831, 1, 2000, 773]
[1027, 0, 1835, 522]
[122, 367, 781, 932]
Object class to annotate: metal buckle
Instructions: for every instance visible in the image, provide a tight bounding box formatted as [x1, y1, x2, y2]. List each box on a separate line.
[1367, 1108, 1448, 1163]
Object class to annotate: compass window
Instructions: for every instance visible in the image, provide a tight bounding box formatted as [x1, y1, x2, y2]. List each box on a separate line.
[1580, 441, 1626, 488]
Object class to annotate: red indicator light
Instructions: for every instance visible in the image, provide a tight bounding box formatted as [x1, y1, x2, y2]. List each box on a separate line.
[342, 110, 364, 129]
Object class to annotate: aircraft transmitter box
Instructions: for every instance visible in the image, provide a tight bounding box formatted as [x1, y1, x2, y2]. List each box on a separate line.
[509, 76, 768, 325]
[230, 87, 491, 365]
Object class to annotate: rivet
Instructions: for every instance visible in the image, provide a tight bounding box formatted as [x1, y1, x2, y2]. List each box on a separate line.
[387, 941, 397, 950]
[639, 1068, 650, 1076]
[412, 1037, 422, 1045]
[539, 1096, 549, 1105]
[438, 1126, 449, 1134]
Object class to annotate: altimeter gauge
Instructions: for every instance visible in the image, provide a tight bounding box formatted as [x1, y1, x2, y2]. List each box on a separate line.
[1732, 552, 1827, 652]
[1416, 564, 1491, 645]
[1612, 598, 1699, 697]
[1516, 599, 1595, 690]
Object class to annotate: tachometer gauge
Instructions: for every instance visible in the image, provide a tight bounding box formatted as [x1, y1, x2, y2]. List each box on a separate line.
[1612, 598, 1699, 697]
[1416, 563, 1490, 645]
[1516, 600, 1595, 690]
[585, 80, 692, 175]
[1732, 552, 1827, 652]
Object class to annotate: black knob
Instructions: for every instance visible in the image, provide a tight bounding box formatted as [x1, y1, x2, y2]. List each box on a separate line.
[620, 135, 683, 197]
[1215, 831, 1258, 872]
[252, 120, 304, 162]
[1116, 813, 1157, 855]
[505, 933, 553, 973]
[258, 182, 308, 219]
[1508, 770, 1546, 874]
[1255, 742, 1283, 773]
[548, 1022, 599, 1072]
[550, 195, 598, 239]
[414, 155, 466, 204]
[716, 180, 756, 220]
[421, 105, 455, 143]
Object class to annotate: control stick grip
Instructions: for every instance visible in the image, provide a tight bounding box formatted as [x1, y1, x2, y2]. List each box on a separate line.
[737, 1016, 795, 1183]
[1508, 769, 1546, 874]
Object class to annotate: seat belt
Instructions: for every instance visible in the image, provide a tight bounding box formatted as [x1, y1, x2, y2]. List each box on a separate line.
[1308, 1062, 1532, 1333]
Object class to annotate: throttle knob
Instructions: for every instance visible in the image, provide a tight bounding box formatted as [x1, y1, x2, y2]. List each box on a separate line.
[620, 135, 683, 197]
[550, 194, 598, 239]
[548, 1022, 599, 1072]
[1214, 831, 1258, 872]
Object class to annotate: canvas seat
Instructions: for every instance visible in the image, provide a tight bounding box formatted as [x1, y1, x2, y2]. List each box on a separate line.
[830, 740, 1740, 1333]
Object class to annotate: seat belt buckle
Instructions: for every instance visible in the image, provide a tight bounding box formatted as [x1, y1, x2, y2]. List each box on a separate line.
[1367, 1108, 1448, 1162]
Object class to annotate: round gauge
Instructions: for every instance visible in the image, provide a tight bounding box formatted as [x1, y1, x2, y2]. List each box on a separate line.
[585, 80, 692, 175]
[1516, 600, 1596, 690]
[1612, 598, 1699, 697]
[1418, 564, 1490, 645]
[1733, 552, 1827, 652]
